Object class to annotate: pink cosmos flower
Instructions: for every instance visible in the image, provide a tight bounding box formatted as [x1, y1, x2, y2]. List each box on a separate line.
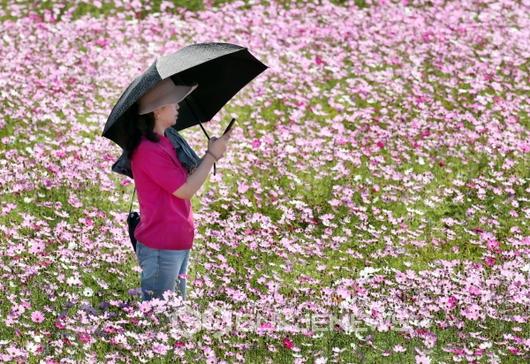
[462, 304, 481, 320]
[238, 182, 250, 194]
[518, 141, 530, 153]
[447, 296, 457, 310]
[421, 31, 435, 42]
[415, 353, 431, 364]
[153, 343, 170, 355]
[31, 311, 45, 323]
[486, 239, 500, 251]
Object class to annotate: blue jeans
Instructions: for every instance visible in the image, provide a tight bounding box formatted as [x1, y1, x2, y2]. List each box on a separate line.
[135, 241, 191, 302]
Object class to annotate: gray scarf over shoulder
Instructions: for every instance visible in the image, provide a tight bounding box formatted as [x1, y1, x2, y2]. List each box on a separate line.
[111, 127, 202, 179]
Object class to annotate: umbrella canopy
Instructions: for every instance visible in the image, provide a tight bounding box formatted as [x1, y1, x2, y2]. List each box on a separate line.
[101, 42, 269, 151]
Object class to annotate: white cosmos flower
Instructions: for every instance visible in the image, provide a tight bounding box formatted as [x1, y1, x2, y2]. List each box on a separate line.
[66, 276, 82, 286]
[359, 267, 381, 279]
[83, 287, 94, 297]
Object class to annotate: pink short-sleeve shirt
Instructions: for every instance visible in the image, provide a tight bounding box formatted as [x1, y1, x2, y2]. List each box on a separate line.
[130, 133, 194, 250]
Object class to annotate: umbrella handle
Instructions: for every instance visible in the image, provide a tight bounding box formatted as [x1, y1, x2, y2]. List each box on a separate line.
[198, 120, 216, 175]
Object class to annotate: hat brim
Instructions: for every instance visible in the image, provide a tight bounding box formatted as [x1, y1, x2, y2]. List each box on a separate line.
[138, 82, 199, 115]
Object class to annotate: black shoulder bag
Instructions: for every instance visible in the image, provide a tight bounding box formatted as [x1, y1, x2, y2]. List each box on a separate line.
[127, 187, 140, 253]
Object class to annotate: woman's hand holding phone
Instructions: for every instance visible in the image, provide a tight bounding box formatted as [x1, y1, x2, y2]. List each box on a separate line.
[207, 128, 233, 161]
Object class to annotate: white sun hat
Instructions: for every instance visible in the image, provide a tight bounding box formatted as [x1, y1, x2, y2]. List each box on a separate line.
[138, 78, 198, 115]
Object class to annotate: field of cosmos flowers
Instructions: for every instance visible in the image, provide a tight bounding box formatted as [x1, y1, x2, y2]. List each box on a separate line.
[0, 0, 529, 362]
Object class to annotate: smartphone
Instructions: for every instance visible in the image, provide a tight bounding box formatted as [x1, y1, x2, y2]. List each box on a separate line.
[223, 118, 236, 135]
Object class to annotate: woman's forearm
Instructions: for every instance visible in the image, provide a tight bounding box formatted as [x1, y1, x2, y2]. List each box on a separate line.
[185, 152, 216, 197]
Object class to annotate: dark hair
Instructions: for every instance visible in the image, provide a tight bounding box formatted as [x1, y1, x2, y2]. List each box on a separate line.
[125, 103, 160, 160]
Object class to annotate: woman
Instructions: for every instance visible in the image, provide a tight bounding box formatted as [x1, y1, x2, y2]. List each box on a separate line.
[126, 79, 233, 302]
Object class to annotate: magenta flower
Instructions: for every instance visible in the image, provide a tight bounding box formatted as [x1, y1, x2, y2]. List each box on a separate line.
[77, 332, 92, 344]
[54, 320, 66, 329]
[174, 341, 185, 348]
[259, 321, 275, 332]
[95, 38, 109, 47]
[484, 256, 496, 267]
[283, 337, 294, 350]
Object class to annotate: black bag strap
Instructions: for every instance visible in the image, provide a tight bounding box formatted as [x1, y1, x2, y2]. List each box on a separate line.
[129, 186, 136, 214]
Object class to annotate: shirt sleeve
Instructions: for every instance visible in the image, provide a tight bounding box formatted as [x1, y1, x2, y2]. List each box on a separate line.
[135, 144, 187, 195]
